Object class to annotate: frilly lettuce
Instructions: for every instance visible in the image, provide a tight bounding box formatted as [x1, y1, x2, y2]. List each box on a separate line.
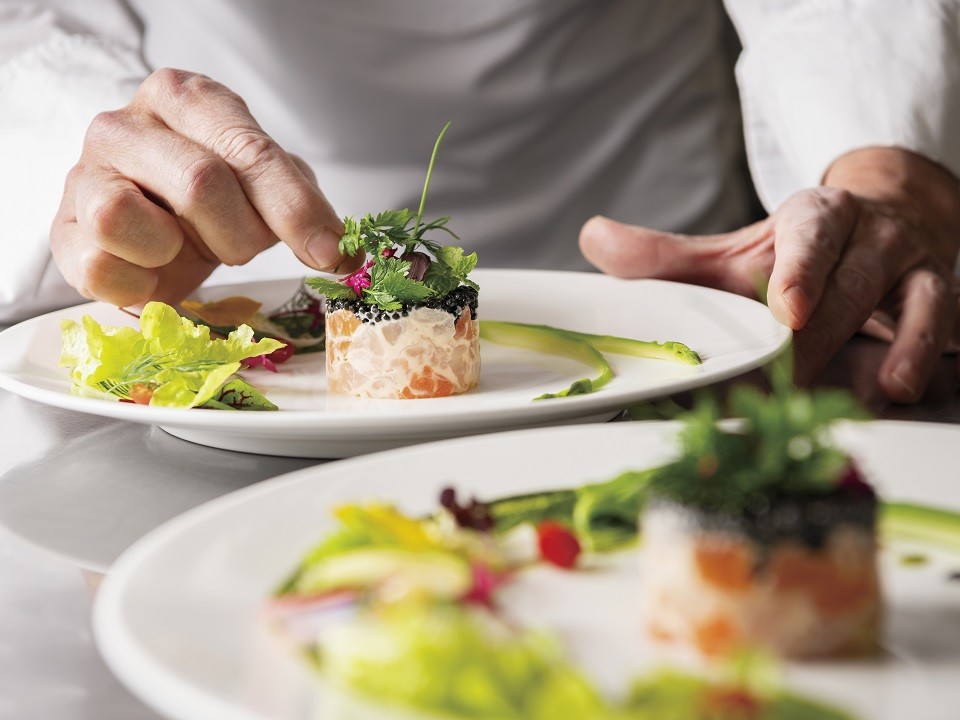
[60, 301, 284, 409]
[318, 604, 611, 720]
[316, 605, 857, 719]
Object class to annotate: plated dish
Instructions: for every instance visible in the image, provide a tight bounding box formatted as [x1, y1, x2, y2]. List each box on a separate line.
[0, 271, 790, 457]
[94, 420, 960, 720]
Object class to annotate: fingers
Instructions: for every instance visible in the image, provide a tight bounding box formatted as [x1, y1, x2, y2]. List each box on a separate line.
[578, 215, 774, 297]
[54, 166, 221, 307]
[51, 219, 160, 307]
[72, 169, 184, 268]
[792, 242, 893, 385]
[767, 188, 858, 329]
[83, 110, 278, 267]
[135, 69, 346, 271]
[792, 206, 924, 385]
[878, 269, 956, 403]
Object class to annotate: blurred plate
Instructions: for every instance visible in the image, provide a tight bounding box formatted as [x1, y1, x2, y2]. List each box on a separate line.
[0, 270, 789, 457]
[94, 421, 960, 720]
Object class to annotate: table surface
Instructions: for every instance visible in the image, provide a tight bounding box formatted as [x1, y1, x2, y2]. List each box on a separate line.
[1, 334, 957, 720]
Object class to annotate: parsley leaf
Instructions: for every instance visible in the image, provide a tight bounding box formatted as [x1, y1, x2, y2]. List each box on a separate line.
[305, 277, 357, 300]
[361, 258, 436, 310]
[434, 245, 478, 279]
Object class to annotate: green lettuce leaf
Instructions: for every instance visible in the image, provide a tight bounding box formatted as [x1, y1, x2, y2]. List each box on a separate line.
[60, 302, 283, 409]
[319, 604, 613, 720]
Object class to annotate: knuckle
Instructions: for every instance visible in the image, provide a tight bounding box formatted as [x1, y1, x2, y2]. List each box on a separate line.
[76, 248, 117, 298]
[180, 154, 230, 205]
[85, 109, 128, 146]
[796, 223, 836, 255]
[145, 67, 193, 97]
[216, 128, 278, 173]
[916, 271, 951, 305]
[143, 68, 222, 108]
[87, 189, 138, 241]
[873, 217, 913, 254]
[775, 217, 840, 264]
[823, 186, 857, 215]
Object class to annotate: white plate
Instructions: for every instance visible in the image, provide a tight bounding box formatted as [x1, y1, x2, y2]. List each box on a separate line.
[0, 270, 788, 457]
[94, 421, 960, 720]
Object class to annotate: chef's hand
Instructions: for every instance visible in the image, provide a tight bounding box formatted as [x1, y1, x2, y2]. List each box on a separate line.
[51, 68, 359, 308]
[580, 147, 960, 403]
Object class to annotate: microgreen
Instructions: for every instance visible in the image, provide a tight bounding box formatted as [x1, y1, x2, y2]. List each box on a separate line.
[647, 385, 869, 513]
[305, 122, 478, 311]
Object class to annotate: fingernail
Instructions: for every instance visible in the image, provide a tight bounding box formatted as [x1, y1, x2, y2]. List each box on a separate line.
[782, 285, 809, 327]
[890, 359, 918, 400]
[304, 226, 343, 270]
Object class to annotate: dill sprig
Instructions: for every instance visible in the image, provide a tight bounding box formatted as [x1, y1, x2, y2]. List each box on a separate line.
[95, 353, 225, 399]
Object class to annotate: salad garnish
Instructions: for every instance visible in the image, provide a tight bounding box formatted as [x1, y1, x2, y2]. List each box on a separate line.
[181, 282, 326, 355]
[60, 301, 283, 409]
[644, 386, 869, 514]
[271, 494, 857, 718]
[266, 383, 959, 719]
[306, 122, 479, 311]
[473, 387, 960, 554]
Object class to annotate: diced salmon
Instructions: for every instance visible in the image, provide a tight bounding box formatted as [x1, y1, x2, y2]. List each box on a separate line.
[454, 309, 476, 340]
[694, 540, 754, 591]
[328, 309, 361, 337]
[694, 614, 740, 657]
[770, 546, 877, 616]
[400, 366, 456, 399]
[326, 305, 479, 399]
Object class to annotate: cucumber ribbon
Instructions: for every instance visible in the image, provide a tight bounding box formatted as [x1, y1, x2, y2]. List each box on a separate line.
[479, 321, 701, 401]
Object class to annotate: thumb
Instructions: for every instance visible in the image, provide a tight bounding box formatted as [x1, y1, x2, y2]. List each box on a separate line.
[578, 215, 773, 297]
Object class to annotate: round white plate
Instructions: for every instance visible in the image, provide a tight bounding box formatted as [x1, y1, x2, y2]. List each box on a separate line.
[0, 270, 788, 458]
[94, 421, 960, 720]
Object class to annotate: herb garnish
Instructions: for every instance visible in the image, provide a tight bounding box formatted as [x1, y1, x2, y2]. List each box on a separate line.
[307, 122, 478, 311]
[647, 386, 869, 513]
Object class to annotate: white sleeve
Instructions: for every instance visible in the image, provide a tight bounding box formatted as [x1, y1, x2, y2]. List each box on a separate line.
[724, 0, 960, 213]
[0, 1, 148, 323]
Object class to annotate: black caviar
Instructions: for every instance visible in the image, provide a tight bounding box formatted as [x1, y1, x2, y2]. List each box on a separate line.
[327, 285, 479, 325]
[646, 486, 877, 552]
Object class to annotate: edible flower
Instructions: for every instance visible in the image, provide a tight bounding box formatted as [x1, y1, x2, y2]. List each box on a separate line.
[461, 562, 507, 607]
[342, 258, 376, 296]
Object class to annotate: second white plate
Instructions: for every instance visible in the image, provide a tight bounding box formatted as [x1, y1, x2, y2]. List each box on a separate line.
[0, 270, 790, 457]
[93, 421, 960, 720]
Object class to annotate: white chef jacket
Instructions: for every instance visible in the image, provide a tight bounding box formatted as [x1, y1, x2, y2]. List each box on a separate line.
[1, 0, 959, 322]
